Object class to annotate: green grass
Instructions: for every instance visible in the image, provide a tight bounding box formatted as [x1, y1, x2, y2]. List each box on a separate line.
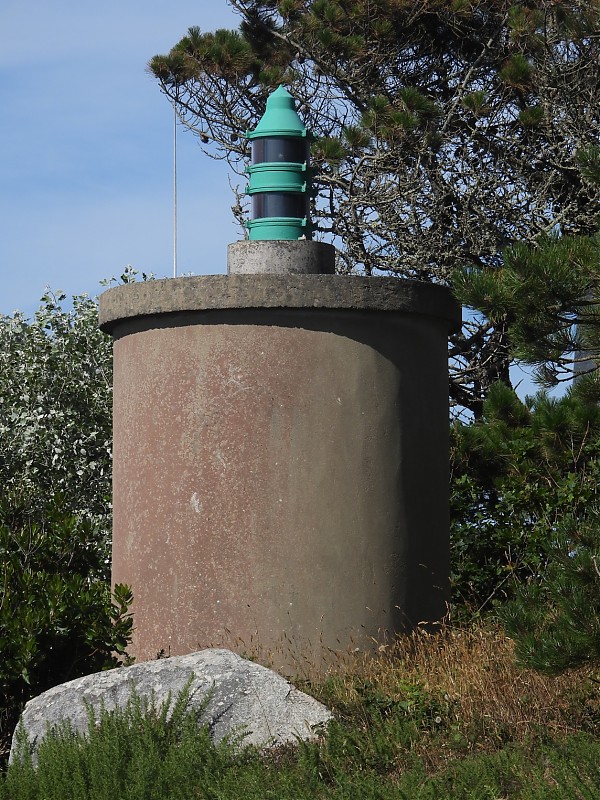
[2, 626, 598, 799]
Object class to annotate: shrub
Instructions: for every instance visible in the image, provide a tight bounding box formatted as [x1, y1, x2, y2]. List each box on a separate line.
[450, 380, 600, 615]
[0, 495, 132, 762]
[0, 290, 113, 533]
[0, 281, 136, 761]
[501, 508, 600, 674]
[4, 682, 239, 800]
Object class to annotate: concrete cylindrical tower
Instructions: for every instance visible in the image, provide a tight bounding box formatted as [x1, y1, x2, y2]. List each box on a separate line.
[99, 275, 460, 670]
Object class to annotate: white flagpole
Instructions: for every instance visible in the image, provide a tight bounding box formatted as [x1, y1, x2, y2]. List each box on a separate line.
[173, 102, 178, 279]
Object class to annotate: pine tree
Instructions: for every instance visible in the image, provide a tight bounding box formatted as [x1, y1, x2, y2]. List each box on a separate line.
[451, 380, 600, 616]
[501, 508, 600, 674]
[455, 193, 600, 388]
[149, 0, 600, 415]
[453, 161, 600, 671]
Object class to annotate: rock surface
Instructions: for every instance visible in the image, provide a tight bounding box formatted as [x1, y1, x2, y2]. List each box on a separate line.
[10, 649, 332, 761]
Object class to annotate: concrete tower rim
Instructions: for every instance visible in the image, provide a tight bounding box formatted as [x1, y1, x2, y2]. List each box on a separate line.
[99, 274, 461, 335]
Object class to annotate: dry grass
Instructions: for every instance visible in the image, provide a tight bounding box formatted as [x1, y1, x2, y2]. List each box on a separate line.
[380, 626, 590, 733]
[294, 624, 598, 750]
[213, 620, 598, 766]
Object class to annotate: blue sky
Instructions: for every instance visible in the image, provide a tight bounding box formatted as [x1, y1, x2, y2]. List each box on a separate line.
[0, 1, 241, 317]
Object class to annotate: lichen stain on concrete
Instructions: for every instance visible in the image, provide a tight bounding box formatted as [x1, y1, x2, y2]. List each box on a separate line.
[213, 449, 227, 472]
[190, 492, 202, 514]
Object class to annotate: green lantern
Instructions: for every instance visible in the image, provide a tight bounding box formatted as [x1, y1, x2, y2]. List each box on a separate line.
[246, 86, 312, 241]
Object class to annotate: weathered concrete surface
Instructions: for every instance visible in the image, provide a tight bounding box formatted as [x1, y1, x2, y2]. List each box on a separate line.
[98, 275, 461, 334]
[227, 240, 335, 275]
[11, 649, 332, 762]
[101, 275, 461, 669]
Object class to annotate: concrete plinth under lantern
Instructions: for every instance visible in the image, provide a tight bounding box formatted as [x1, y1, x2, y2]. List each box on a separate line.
[99, 273, 460, 670]
[227, 240, 334, 275]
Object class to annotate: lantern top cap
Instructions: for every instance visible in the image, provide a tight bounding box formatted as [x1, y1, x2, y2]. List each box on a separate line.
[246, 85, 308, 140]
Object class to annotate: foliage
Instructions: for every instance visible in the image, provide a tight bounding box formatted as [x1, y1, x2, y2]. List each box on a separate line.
[420, 735, 600, 800]
[0, 290, 113, 534]
[502, 508, 600, 674]
[455, 142, 600, 391]
[0, 494, 133, 763]
[4, 682, 239, 800]
[149, 0, 600, 414]
[2, 628, 598, 798]
[456, 229, 600, 388]
[0, 280, 137, 762]
[450, 379, 600, 614]
[305, 624, 595, 751]
[454, 155, 600, 671]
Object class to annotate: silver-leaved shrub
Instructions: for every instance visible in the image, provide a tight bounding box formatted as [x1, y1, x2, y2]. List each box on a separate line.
[0, 276, 138, 762]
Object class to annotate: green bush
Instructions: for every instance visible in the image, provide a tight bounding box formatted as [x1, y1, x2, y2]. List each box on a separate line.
[0, 290, 113, 533]
[450, 380, 600, 615]
[501, 508, 600, 674]
[4, 682, 240, 800]
[0, 494, 132, 762]
[0, 281, 137, 761]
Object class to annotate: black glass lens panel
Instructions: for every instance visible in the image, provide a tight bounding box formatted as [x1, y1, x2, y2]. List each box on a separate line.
[252, 192, 307, 219]
[252, 137, 308, 164]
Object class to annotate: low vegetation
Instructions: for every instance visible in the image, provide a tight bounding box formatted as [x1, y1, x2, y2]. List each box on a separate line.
[2, 625, 598, 799]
